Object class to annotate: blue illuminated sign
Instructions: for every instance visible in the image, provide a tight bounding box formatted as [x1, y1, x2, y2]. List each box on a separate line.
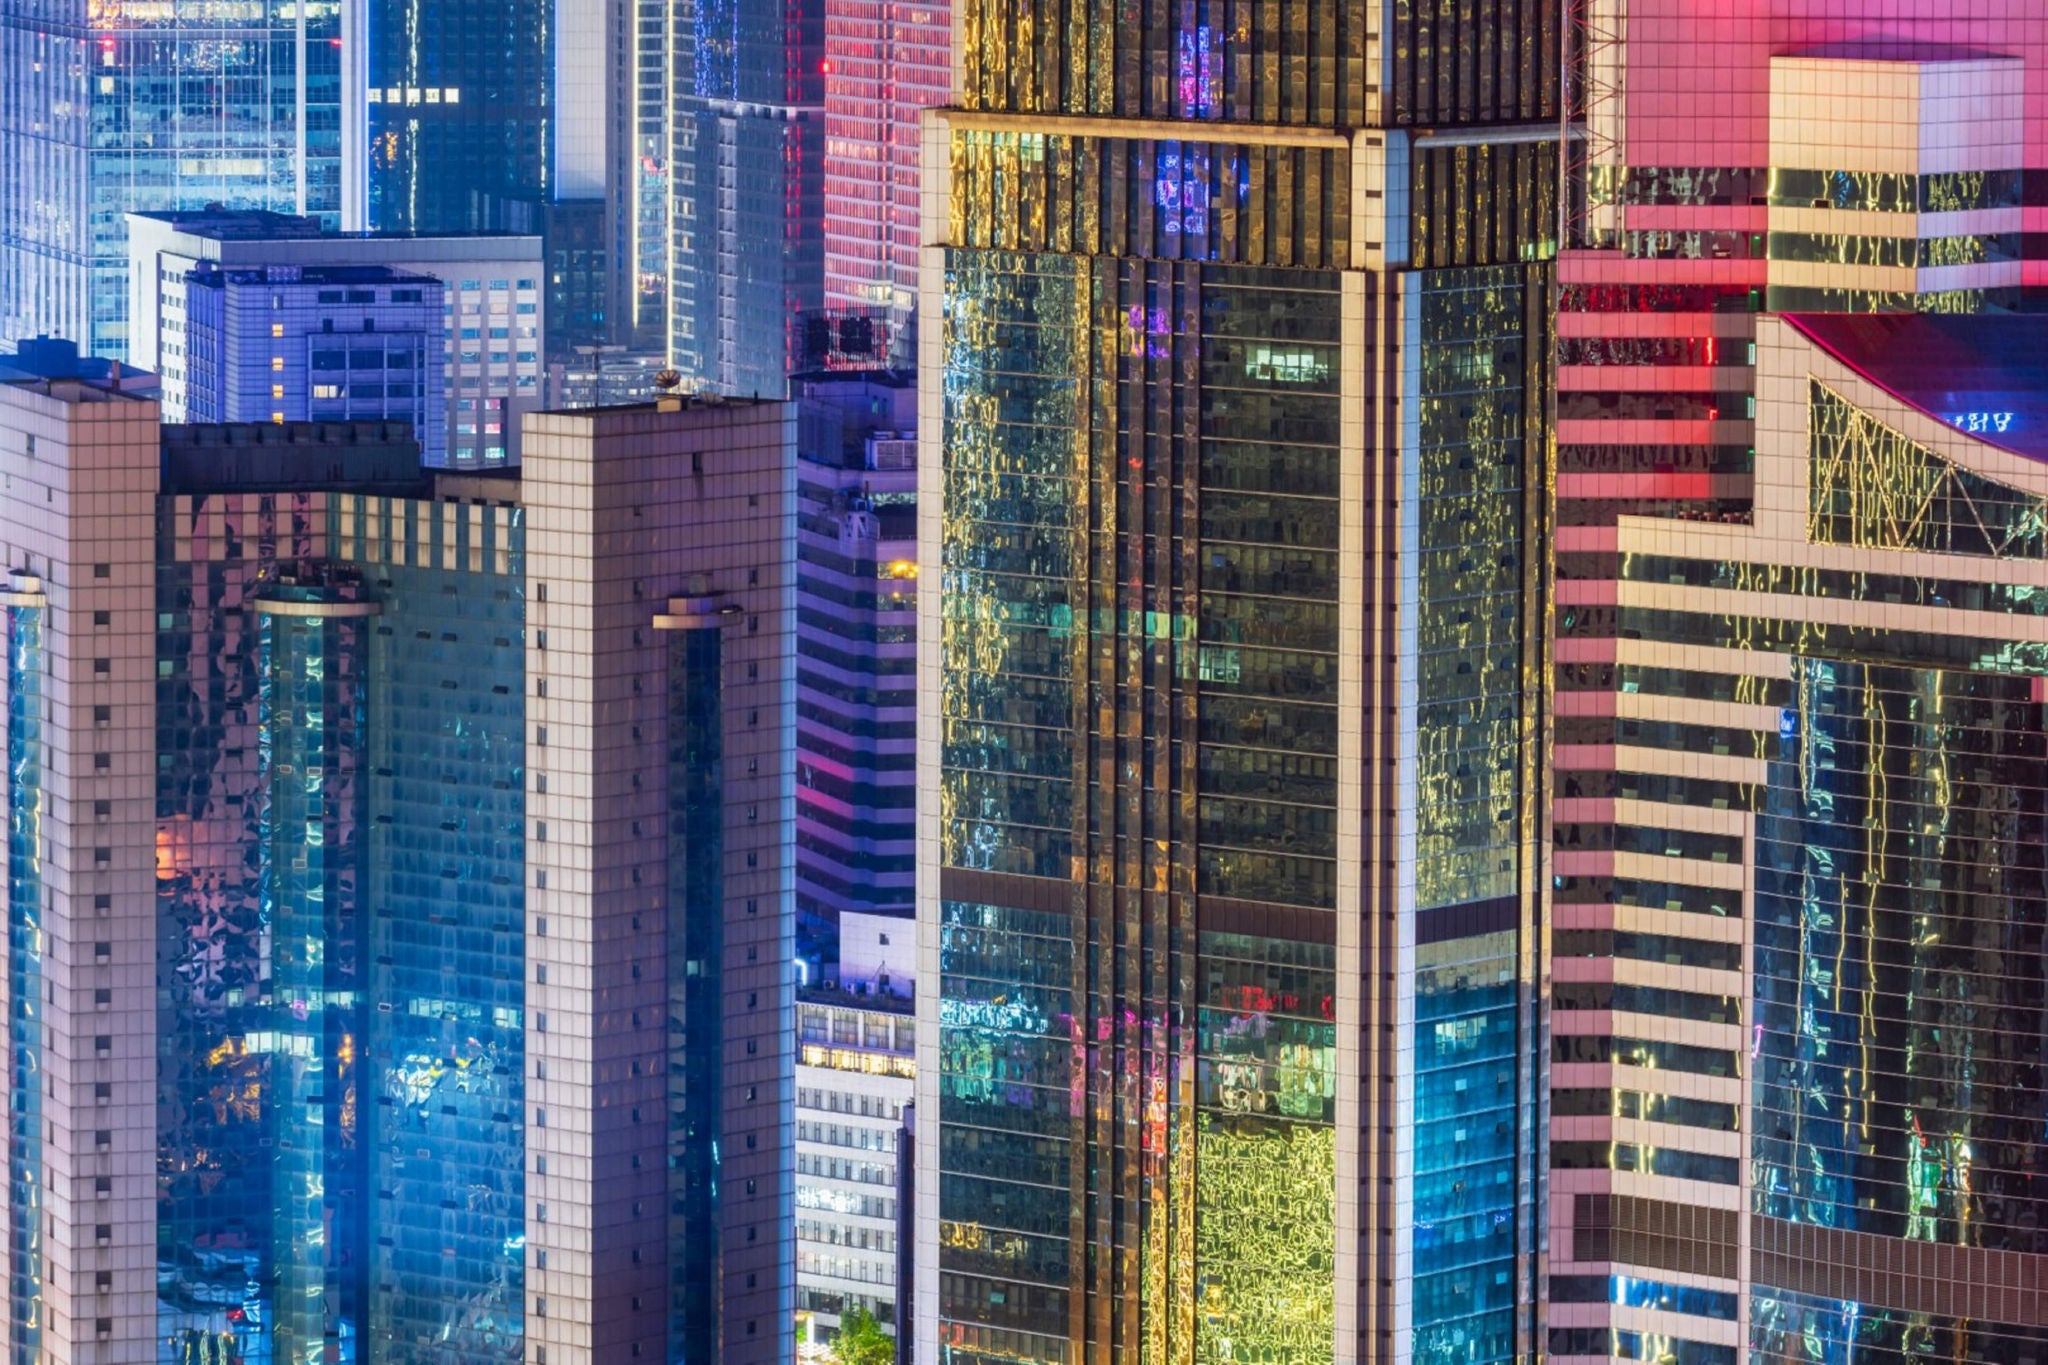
[1947, 411, 2017, 435]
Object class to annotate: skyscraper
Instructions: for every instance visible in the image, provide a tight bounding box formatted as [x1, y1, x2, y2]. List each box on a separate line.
[1552, 9, 2048, 1364]
[669, 0, 826, 396]
[796, 371, 917, 952]
[349, 0, 614, 361]
[917, 8, 1559, 1365]
[820, 0, 951, 364]
[0, 375, 795, 1365]
[1557, 305, 2048, 1365]
[0, 0, 342, 358]
[179, 264, 449, 466]
[351, 0, 555, 236]
[125, 209, 547, 464]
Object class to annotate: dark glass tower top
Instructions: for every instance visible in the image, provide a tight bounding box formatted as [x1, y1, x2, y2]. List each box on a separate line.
[365, 0, 554, 232]
[950, 0, 1558, 128]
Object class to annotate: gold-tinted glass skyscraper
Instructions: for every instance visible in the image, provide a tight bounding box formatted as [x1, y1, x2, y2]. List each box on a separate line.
[917, 7, 1561, 1364]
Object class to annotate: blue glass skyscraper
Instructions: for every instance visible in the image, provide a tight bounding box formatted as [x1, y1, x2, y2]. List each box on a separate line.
[350, 0, 616, 362]
[0, 0, 342, 359]
[668, 0, 825, 396]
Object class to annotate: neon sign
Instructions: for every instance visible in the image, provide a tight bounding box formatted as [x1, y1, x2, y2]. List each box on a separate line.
[1947, 412, 2016, 435]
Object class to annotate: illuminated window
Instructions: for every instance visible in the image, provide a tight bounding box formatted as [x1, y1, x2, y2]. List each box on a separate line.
[271, 413, 284, 424]
[271, 385, 284, 399]
[312, 384, 341, 400]
[270, 357, 284, 372]
[1246, 345, 1331, 384]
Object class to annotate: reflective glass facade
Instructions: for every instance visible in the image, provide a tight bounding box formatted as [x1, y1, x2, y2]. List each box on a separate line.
[5, 589, 44, 1365]
[1410, 266, 1543, 1365]
[921, 6, 1557, 1362]
[821, 0, 949, 352]
[256, 590, 373, 1365]
[157, 487, 527, 1365]
[666, 623, 725, 1365]
[1553, 13, 2048, 1363]
[0, 0, 343, 358]
[668, 0, 825, 394]
[1553, 304, 2048, 1365]
[361, 0, 551, 235]
[0, 393, 793, 1365]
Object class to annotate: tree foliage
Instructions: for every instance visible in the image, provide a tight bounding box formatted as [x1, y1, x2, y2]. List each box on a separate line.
[829, 1308, 895, 1365]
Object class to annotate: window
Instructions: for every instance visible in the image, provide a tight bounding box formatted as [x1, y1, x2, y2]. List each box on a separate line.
[270, 323, 284, 338]
[271, 357, 284, 371]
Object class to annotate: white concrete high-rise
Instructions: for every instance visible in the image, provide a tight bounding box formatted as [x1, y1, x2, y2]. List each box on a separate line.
[126, 211, 545, 465]
[796, 912, 915, 1343]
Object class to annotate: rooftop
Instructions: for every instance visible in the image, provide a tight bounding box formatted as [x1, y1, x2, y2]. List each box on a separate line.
[797, 981, 914, 1015]
[533, 392, 772, 419]
[132, 207, 535, 246]
[1788, 312, 2048, 463]
[0, 337, 157, 394]
[161, 421, 431, 495]
[1780, 40, 2011, 63]
[186, 263, 442, 288]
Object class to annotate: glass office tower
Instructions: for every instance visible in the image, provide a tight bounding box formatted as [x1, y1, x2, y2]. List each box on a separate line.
[916, 7, 1559, 1364]
[820, 0, 952, 364]
[352, 0, 613, 361]
[668, 0, 826, 396]
[1551, 9, 2048, 1365]
[795, 372, 918, 953]
[356, 0, 552, 235]
[154, 434, 528, 1365]
[0, 0, 343, 359]
[1557, 308, 2048, 1365]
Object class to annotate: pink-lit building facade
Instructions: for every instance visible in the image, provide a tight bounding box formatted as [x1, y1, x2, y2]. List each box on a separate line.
[1554, 5, 2048, 1365]
[820, 0, 949, 364]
